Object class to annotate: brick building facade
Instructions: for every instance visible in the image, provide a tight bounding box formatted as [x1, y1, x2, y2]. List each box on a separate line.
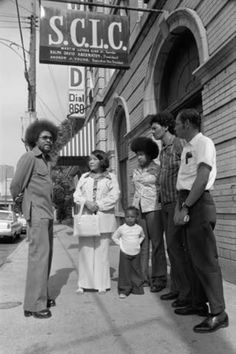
[62, 1, 236, 282]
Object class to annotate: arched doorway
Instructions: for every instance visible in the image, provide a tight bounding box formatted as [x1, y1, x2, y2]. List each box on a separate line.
[116, 107, 128, 211]
[109, 96, 130, 213]
[159, 29, 202, 116]
[143, 8, 209, 119]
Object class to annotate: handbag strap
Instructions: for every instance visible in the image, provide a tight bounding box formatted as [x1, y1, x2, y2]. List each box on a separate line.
[77, 175, 99, 218]
[78, 201, 85, 219]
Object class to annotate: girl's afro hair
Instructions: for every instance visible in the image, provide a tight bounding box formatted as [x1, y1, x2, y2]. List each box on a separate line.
[131, 137, 159, 159]
[25, 119, 58, 148]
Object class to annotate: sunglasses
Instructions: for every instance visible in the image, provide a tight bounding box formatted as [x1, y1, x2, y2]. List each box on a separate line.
[39, 135, 53, 141]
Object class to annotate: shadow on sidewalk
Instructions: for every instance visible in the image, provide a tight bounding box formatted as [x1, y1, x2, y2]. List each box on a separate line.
[49, 268, 74, 299]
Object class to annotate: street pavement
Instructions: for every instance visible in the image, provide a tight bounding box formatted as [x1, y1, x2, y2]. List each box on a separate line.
[0, 224, 236, 354]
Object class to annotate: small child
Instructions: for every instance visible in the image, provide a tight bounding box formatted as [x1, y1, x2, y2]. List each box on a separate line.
[112, 206, 145, 299]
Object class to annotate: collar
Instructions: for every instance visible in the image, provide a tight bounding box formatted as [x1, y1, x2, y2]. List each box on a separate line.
[188, 132, 202, 146]
[136, 160, 157, 172]
[84, 171, 111, 179]
[162, 135, 175, 148]
[31, 146, 51, 161]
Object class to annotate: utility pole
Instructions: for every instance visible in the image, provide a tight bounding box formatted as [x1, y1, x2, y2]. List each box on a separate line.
[21, 0, 37, 144]
[28, 0, 37, 122]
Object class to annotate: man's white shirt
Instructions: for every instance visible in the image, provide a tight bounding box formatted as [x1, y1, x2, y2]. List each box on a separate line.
[177, 132, 217, 191]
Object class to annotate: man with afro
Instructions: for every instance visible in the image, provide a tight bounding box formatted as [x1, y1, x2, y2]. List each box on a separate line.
[10, 119, 58, 319]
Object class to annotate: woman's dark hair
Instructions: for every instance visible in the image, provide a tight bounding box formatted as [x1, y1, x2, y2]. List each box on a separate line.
[25, 119, 58, 148]
[90, 149, 109, 172]
[177, 108, 201, 130]
[150, 111, 175, 135]
[130, 137, 159, 160]
[125, 206, 138, 217]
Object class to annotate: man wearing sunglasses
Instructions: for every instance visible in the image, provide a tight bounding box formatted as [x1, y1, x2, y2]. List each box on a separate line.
[11, 120, 58, 319]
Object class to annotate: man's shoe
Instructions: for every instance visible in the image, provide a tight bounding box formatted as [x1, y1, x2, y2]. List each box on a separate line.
[150, 284, 166, 293]
[160, 292, 179, 301]
[119, 293, 127, 299]
[171, 299, 191, 308]
[143, 280, 150, 287]
[47, 298, 56, 308]
[24, 309, 52, 319]
[174, 305, 209, 317]
[193, 311, 229, 333]
[32, 309, 52, 319]
[24, 310, 32, 317]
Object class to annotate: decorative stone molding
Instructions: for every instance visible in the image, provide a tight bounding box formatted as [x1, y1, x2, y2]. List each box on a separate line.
[107, 95, 130, 153]
[167, 8, 209, 63]
[143, 8, 209, 118]
[110, 96, 131, 133]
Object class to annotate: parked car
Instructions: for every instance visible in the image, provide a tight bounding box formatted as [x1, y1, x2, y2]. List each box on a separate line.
[0, 210, 22, 242]
[17, 215, 27, 234]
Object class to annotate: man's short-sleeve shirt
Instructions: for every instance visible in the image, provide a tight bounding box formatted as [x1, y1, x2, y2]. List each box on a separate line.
[176, 132, 217, 191]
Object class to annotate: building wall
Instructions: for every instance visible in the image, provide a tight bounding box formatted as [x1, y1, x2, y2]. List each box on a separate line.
[86, 1, 236, 282]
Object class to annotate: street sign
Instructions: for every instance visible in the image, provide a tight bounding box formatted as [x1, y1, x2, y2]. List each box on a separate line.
[40, 7, 130, 69]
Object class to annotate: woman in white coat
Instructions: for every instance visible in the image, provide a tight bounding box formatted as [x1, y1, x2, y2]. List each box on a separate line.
[73, 150, 120, 293]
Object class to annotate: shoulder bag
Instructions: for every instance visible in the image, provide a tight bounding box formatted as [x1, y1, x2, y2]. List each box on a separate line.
[73, 202, 100, 237]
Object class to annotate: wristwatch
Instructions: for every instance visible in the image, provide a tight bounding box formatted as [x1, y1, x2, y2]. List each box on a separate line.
[181, 202, 190, 211]
[181, 202, 190, 223]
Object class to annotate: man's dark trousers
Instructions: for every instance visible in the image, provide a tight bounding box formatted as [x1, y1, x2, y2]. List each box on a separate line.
[24, 215, 53, 312]
[180, 190, 225, 314]
[162, 202, 191, 300]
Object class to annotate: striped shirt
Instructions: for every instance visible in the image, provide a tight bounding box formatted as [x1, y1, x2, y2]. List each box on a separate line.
[159, 136, 185, 204]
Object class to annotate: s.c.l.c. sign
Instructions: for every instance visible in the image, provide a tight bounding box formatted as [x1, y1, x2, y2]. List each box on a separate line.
[40, 7, 130, 69]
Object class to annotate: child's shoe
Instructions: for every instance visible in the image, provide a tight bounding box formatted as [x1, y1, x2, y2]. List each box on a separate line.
[119, 293, 127, 299]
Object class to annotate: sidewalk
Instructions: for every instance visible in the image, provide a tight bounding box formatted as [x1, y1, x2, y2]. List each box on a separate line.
[0, 224, 236, 354]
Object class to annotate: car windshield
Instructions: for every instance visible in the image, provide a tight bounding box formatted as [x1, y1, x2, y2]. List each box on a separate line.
[0, 212, 13, 221]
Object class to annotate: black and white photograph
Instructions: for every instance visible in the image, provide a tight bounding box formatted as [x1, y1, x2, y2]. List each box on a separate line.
[0, 1, 236, 353]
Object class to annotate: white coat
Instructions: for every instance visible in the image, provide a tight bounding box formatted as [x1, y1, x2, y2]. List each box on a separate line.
[73, 171, 120, 233]
[73, 171, 120, 291]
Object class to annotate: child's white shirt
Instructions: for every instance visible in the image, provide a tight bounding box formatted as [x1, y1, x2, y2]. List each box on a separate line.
[112, 223, 145, 256]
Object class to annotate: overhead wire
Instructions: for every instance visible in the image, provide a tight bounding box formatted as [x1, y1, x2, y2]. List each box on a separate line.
[0, 38, 30, 53]
[0, 40, 26, 61]
[0, 26, 30, 29]
[15, 0, 30, 85]
[0, 13, 22, 18]
[0, 19, 29, 23]
[37, 99, 49, 120]
[9, 0, 33, 15]
[37, 95, 63, 124]
[6, 1, 64, 127]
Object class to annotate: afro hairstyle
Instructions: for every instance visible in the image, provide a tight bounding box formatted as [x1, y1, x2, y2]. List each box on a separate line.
[131, 137, 159, 159]
[25, 119, 58, 148]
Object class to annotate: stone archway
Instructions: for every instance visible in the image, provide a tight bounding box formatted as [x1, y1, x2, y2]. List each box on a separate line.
[109, 96, 130, 211]
[143, 8, 209, 118]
